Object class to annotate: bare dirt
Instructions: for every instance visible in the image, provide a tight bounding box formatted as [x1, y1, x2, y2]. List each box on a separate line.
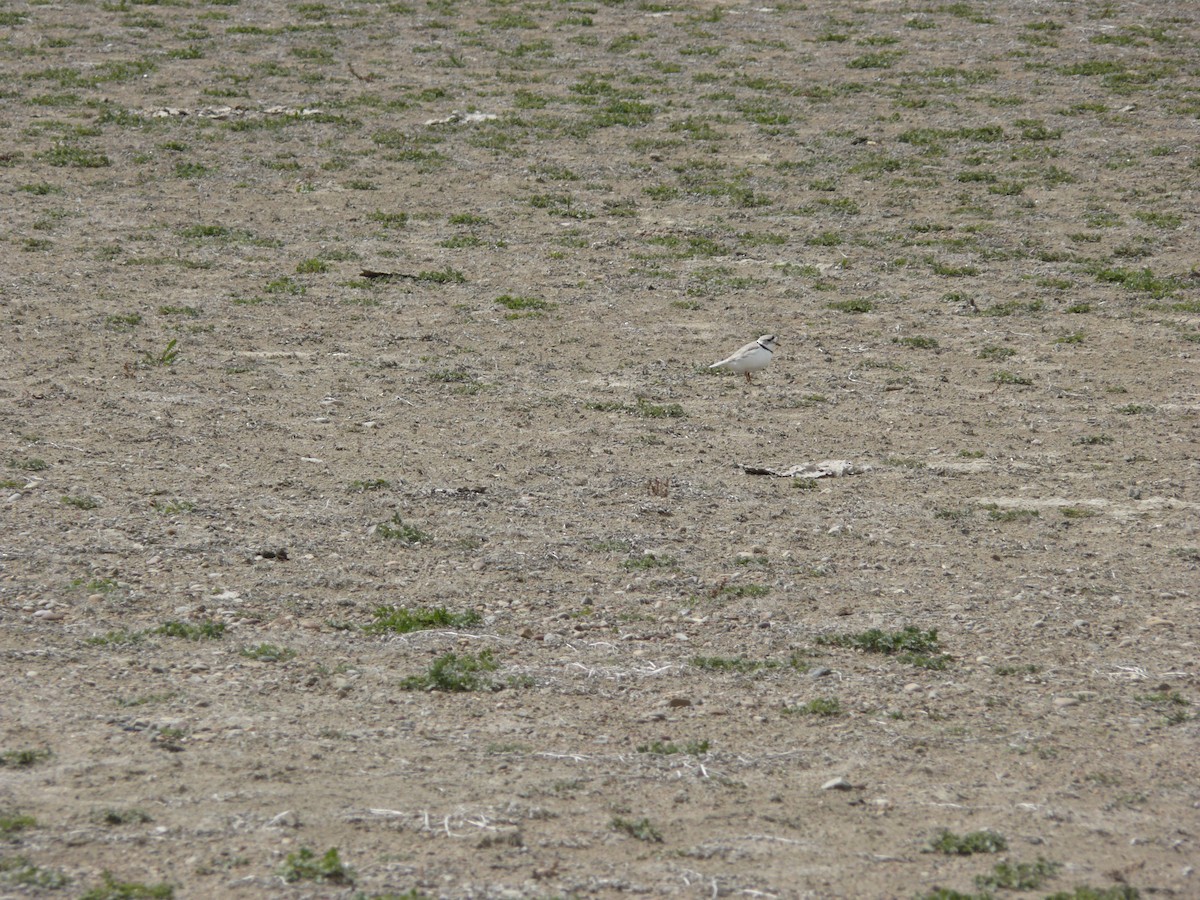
[2, 0, 1198, 897]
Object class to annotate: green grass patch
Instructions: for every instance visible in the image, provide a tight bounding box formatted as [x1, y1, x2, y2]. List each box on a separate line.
[827, 298, 873, 313]
[818, 625, 938, 655]
[239, 643, 296, 662]
[636, 739, 710, 755]
[976, 857, 1060, 891]
[277, 847, 354, 885]
[365, 606, 481, 634]
[62, 495, 101, 509]
[587, 398, 684, 418]
[0, 748, 52, 768]
[375, 513, 431, 544]
[928, 828, 1008, 855]
[1092, 266, 1180, 298]
[85, 629, 144, 647]
[787, 697, 842, 716]
[154, 620, 226, 641]
[296, 258, 330, 274]
[36, 143, 111, 168]
[623, 553, 675, 570]
[401, 650, 499, 692]
[817, 626, 949, 668]
[982, 504, 1039, 522]
[992, 370, 1033, 386]
[368, 209, 408, 228]
[0, 813, 36, 835]
[611, 816, 663, 843]
[78, 871, 174, 899]
[495, 294, 556, 316]
[711, 583, 770, 600]
[899, 125, 1004, 146]
[348, 478, 391, 492]
[8, 457, 48, 472]
[894, 336, 939, 349]
[0, 854, 70, 890]
[95, 808, 153, 826]
[417, 266, 466, 284]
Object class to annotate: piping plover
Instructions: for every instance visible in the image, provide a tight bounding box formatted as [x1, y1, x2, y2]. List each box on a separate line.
[709, 334, 778, 383]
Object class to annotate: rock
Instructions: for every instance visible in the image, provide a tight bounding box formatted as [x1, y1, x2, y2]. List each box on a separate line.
[810, 666, 833, 678]
[1053, 696, 1079, 708]
[667, 697, 692, 708]
[822, 777, 854, 791]
[266, 810, 301, 829]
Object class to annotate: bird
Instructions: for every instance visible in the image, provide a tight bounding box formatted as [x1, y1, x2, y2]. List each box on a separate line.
[709, 334, 779, 383]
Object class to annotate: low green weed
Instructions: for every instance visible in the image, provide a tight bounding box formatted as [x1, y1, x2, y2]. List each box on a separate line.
[154, 620, 226, 641]
[239, 643, 295, 662]
[928, 828, 1007, 855]
[376, 514, 431, 544]
[78, 871, 174, 899]
[401, 650, 499, 692]
[365, 606, 481, 634]
[277, 847, 353, 885]
[611, 816, 663, 843]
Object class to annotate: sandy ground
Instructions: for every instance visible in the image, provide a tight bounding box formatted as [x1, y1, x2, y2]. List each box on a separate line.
[2, 0, 1198, 897]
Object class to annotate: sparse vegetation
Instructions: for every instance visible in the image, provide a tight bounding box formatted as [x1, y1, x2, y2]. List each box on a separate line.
[365, 606, 481, 634]
[611, 816, 663, 843]
[154, 620, 226, 641]
[0, 749, 51, 768]
[495, 294, 556, 316]
[0, 855, 70, 890]
[817, 627, 949, 669]
[0, 813, 37, 835]
[587, 398, 685, 418]
[8, 457, 48, 472]
[787, 698, 842, 716]
[239, 643, 295, 662]
[976, 857, 1060, 891]
[400, 650, 499, 692]
[375, 513, 431, 545]
[637, 739, 710, 755]
[78, 871, 174, 899]
[928, 829, 1008, 855]
[277, 847, 354, 885]
[143, 338, 180, 367]
[0, 1, 1191, 894]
